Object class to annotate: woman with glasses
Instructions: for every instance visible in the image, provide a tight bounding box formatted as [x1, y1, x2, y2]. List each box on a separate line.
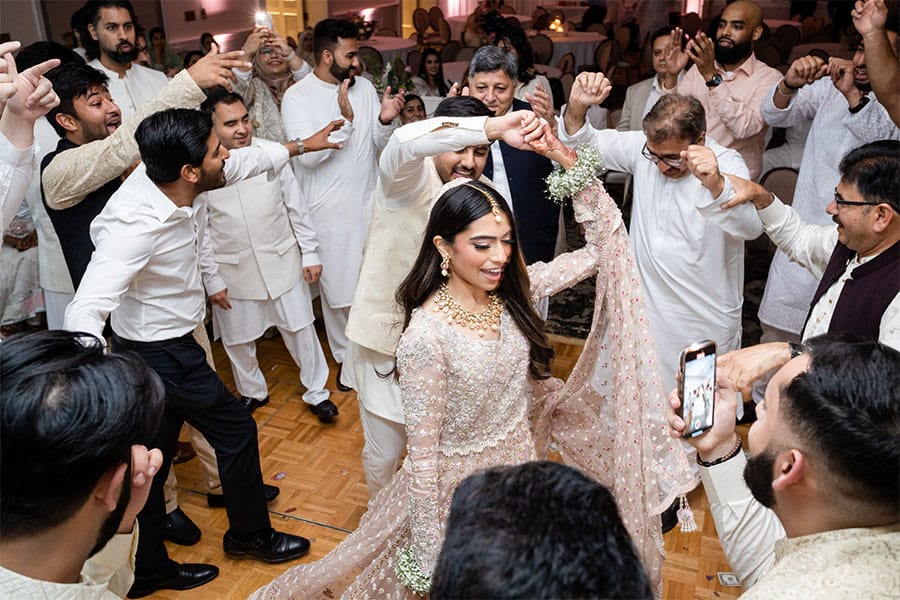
[231, 27, 312, 142]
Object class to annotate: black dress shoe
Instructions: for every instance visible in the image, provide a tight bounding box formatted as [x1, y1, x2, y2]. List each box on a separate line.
[207, 483, 280, 508]
[240, 394, 270, 414]
[127, 561, 219, 598]
[309, 398, 339, 422]
[335, 364, 352, 392]
[223, 528, 311, 563]
[164, 507, 201, 546]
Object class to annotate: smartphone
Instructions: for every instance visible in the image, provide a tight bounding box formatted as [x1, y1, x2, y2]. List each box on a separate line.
[254, 12, 273, 30]
[678, 340, 716, 438]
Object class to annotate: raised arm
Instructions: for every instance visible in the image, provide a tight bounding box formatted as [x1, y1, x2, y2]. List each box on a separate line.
[44, 49, 251, 209]
[853, 0, 900, 126]
[523, 116, 623, 300]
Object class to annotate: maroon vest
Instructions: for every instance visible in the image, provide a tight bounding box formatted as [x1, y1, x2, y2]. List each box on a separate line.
[804, 241, 900, 340]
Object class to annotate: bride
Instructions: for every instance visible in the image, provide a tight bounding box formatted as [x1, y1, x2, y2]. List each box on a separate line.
[251, 120, 692, 599]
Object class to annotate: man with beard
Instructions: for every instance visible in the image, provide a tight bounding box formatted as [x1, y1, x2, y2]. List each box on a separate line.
[560, 81, 763, 395]
[712, 141, 899, 393]
[666, 335, 900, 597]
[755, 23, 900, 344]
[0, 330, 165, 598]
[64, 109, 314, 597]
[662, 0, 781, 180]
[84, 0, 167, 119]
[233, 27, 311, 142]
[281, 18, 405, 400]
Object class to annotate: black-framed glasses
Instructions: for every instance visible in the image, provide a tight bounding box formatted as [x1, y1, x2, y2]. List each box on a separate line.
[833, 189, 880, 207]
[641, 142, 686, 169]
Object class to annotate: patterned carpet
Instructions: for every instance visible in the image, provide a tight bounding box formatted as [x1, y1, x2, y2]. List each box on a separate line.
[545, 178, 772, 348]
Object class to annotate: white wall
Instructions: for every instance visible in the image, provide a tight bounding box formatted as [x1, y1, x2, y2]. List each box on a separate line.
[2, 0, 47, 48]
[162, 0, 264, 52]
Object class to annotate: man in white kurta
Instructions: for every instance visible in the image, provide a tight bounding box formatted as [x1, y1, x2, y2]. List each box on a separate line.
[85, 2, 167, 120]
[757, 49, 900, 340]
[560, 78, 763, 392]
[345, 98, 533, 496]
[280, 18, 403, 373]
[199, 93, 332, 417]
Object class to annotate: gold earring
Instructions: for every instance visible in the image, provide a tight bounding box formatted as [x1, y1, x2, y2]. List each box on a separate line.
[440, 254, 450, 278]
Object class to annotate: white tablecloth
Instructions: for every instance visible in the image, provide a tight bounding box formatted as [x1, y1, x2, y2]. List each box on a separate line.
[443, 61, 562, 83]
[511, 1, 589, 23]
[765, 19, 802, 31]
[530, 30, 605, 68]
[447, 14, 533, 41]
[362, 36, 417, 64]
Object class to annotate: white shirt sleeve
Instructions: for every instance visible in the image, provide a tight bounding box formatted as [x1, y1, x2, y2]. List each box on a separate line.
[699, 452, 784, 588]
[80, 527, 139, 596]
[696, 169, 765, 241]
[379, 116, 490, 209]
[756, 197, 838, 280]
[0, 131, 34, 230]
[557, 110, 641, 174]
[279, 164, 321, 267]
[195, 196, 226, 296]
[224, 139, 289, 184]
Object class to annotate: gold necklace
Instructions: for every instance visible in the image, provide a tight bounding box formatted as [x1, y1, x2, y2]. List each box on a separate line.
[433, 284, 503, 337]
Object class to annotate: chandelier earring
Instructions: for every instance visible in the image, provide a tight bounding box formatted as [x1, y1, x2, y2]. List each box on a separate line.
[440, 253, 451, 278]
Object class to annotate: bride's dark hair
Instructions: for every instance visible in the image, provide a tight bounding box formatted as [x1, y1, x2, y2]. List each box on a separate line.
[396, 180, 553, 380]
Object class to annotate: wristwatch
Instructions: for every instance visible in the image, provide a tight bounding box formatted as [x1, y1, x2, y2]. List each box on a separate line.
[705, 73, 723, 88]
[288, 137, 305, 155]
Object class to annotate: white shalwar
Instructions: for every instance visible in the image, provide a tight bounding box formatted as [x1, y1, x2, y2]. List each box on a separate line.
[281, 74, 394, 363]
[559, 117, 764, 391]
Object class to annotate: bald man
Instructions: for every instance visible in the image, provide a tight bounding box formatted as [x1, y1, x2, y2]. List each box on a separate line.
[662, 0, 782, 179]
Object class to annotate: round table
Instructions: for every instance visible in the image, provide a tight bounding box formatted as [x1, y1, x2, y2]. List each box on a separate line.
[443, 61, 562, 83]
[530, 30, 605, 69]
[510, 2, 589, 23]
[361, 36, 417, 65]
[447, 14, 533, 41]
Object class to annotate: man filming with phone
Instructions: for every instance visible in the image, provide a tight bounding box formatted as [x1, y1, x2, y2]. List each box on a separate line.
[667, 334, 900, 598]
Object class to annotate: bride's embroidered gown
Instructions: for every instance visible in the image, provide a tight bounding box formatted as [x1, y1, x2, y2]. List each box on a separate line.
[251, 181, 693, 599]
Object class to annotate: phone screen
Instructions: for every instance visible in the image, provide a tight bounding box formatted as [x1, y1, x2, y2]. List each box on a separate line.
[681, 346, 716, 438]
[255, 12, 273, 30]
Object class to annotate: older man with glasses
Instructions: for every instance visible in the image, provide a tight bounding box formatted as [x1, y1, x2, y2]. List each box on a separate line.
[560, 77, 764, 394]
[715, 140, 899, 394]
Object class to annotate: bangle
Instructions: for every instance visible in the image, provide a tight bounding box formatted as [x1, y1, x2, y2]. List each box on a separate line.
[789, 341, 804, 358]
[284, 49, 297, 61]
[697, 436, 742, 467]
[777, 80, 797, 96]
[782, 78, 801, 91]
[545, 144, 603, 205]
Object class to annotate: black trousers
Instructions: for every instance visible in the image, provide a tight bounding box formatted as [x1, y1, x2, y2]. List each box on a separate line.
[112, 332, 270, 574]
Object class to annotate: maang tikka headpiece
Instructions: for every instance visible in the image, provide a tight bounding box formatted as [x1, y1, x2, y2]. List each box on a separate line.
[466, 183, 503, 223]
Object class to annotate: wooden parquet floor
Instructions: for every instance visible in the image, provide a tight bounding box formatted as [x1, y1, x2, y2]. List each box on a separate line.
[152, 323, 744, 599]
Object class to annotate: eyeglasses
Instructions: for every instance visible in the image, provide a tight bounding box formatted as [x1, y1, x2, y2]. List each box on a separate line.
[259, 47, 277, 56]
[641, 142, 686, 169]
[833, 189, 880, 207]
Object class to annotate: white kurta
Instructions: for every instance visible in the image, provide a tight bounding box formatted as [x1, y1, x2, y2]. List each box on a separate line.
[199, 141, 320, 346]
[559, 117, 764, 390]
[759, 79, 900, 334]
[88, 60, 168, 120]
[281, 74, 394, 308]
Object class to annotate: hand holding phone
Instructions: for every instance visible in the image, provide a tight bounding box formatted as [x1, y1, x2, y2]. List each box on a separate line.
[678, 340, 716, 438]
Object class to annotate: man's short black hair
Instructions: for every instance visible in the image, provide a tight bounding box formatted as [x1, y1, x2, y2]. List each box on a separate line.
[200, 86, 246, 113]
[433, 95, 494, 118]
[312, 19, 359, 63]
[783, 335, 900, 511]
[650, 25, 676, 46]
[431, 461, 653, 599]
[135, 108, 214, 184]
[0, 330, 164, 539]
[838, 140, 900, 213]
[45, 62, 110, 138]
[15, 40, 85, 72]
